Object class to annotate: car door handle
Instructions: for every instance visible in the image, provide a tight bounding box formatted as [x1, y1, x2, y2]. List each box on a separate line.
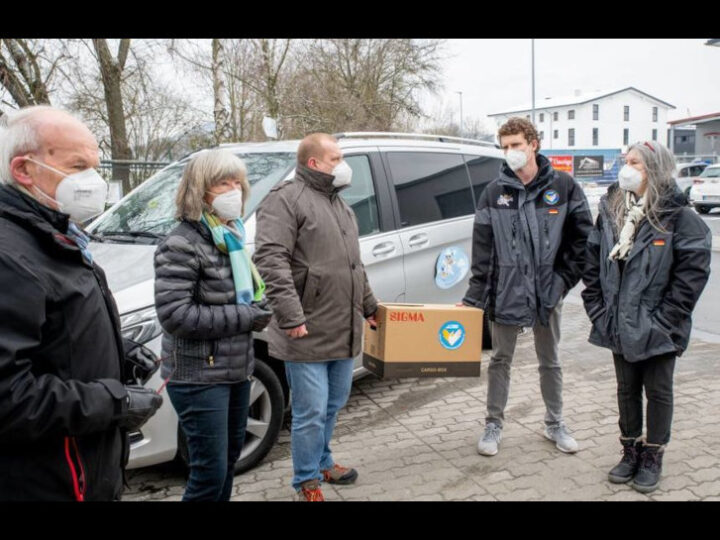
[372, 242, 396, 257]
[407, 233, 429, 248]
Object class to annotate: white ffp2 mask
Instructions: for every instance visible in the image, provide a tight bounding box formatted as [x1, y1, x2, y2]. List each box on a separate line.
[618, 165, 644, 194]
[25, 158, 108, 222]
[208, 188, 244, 220]
[505, 149, 529, 171]
[331, 160, 353, 187]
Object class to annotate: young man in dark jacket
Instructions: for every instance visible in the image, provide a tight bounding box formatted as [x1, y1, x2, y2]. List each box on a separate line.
[0, 106, 162, 501]
[254, 133, 377, 501]
[462, 117, 593, 457]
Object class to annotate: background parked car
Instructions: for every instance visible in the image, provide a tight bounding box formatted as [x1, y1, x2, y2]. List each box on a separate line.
[676, 161, 709, 196]
[87, 133, 505, 475]
[689, 163, 720, 214]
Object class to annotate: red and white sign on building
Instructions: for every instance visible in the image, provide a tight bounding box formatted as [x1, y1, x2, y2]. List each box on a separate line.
[549, 155, 573, 174]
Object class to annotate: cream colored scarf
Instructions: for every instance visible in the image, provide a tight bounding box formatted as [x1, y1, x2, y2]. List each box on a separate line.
[609, 191, 646, 261]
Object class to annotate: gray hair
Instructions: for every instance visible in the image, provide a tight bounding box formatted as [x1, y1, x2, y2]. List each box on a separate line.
[0, 105, 67, 184]
[175, 149, 250, 221]
[609, 140, 677, 234]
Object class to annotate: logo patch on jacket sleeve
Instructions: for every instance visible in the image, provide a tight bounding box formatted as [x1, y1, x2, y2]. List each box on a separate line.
[543, 190, 560, 205]
[652, 239, 666, 246]
[497, 194, 514, 207]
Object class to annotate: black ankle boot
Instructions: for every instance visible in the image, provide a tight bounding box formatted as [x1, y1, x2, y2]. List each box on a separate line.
[608, 437, 642, 484]
[632, 444, 664, 493]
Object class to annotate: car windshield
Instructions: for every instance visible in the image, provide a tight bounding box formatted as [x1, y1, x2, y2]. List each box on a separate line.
[700, 167, 720, 178]
[90, 152, 296, 242]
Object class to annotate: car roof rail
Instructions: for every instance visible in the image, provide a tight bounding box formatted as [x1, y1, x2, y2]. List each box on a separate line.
[333, 131, 500, 149]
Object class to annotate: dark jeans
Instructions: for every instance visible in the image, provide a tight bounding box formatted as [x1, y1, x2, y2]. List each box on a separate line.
[167, 380, 251, 501]
[613, 353, 676, 445]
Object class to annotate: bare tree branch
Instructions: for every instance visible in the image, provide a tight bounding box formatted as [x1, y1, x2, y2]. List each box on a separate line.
[117, 39, 131, 71]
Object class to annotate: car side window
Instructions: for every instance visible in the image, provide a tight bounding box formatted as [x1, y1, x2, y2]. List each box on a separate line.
[679, 168, 689, 178]
[464, 154, 504, 205]
[387, 152, 474, 227]
[690, 165, 705, 177]
[340, 154, 380, 237]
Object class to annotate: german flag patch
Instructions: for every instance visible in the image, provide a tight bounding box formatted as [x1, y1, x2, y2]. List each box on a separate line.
[548, 208, 559, 215]
[653, 239, 666, 247]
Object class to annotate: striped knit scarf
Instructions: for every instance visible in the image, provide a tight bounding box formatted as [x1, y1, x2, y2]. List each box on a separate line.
[200, 211, 265, 304]
[608, 191, 646, 261]
[66, 222, 93, 265]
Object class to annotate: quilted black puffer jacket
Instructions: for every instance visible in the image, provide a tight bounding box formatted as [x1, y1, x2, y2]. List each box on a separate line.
[154, 219, 271, 384]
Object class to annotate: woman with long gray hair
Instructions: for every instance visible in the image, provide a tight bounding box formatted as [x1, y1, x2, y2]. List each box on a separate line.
[153, 149, 272, 501]
[582, 140, 711, 493]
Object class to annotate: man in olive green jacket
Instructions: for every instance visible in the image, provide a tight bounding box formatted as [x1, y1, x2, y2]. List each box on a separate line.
[254, 133, 377, 501]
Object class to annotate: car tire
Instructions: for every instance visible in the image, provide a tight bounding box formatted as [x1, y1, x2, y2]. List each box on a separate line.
[482, 311, 492, 350]
[697, 205, 710, 214]
[175, 358, 285, 476]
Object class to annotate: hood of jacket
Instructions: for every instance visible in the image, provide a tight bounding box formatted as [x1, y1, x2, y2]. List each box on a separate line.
[600, 181, 688, 217]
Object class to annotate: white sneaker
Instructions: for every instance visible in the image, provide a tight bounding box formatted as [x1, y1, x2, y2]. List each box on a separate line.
[544, 422, 579, 453]
[477, 423, 502, 456]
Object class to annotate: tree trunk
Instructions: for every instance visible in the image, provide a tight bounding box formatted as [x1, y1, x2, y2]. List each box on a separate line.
[93, 39, 133, 194]
[212, 39, 231, 144]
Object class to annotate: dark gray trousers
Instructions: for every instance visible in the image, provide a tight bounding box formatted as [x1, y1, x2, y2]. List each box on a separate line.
[486, 301, 564, 428]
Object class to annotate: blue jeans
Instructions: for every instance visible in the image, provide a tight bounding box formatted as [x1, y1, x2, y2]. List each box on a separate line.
[167, 380, 251, 501]
[284, 358, 354, 490]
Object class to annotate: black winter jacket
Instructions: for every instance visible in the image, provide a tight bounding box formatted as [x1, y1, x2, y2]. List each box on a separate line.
[154, 219, 271, 383]
[463, 154, 593, 326]
[0, 185, 129, 501]
[581, 183, 711, 362]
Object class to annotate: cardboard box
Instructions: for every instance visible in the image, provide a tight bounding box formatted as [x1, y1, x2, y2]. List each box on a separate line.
[363, 303, 483, 378]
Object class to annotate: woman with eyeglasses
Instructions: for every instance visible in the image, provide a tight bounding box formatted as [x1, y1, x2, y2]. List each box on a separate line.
[581, 140, 711, 493]
[153, 149, 272, 501]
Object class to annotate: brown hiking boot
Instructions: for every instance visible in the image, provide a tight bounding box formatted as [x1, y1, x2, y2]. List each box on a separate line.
[297, 479, 325, 502]
[321, 463, 358, 485]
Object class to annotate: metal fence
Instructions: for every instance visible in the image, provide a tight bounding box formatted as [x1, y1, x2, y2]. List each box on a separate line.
[98, 159, 171, 190]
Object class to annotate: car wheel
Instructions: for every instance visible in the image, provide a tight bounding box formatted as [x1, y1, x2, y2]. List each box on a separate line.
[175, 359, 285, 475]
[697, 205, 710, 214]
[235, 359, 284, 473]
[482, 311, 492, 350]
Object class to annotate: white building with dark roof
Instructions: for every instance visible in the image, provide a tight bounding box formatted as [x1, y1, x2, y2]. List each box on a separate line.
[488, 87, 675, 151]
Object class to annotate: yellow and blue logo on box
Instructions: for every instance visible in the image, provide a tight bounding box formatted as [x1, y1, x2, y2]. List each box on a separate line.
[439, 321, 466, 350]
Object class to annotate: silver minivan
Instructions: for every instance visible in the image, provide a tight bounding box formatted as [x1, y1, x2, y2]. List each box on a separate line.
[87, 132, 504, 473]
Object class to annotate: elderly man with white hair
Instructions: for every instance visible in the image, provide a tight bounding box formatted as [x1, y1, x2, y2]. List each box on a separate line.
[0, 105, 163, 501]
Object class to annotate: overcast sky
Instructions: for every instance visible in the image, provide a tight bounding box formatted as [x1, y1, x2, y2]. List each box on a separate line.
[425, 39, 720, 133]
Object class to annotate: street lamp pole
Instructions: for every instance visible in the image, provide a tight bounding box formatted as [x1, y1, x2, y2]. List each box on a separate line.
[456, 91, 463, 138]
[531, 39, 536, 125]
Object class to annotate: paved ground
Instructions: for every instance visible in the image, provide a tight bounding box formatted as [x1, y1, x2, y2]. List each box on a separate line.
[124, 299, 720, 501]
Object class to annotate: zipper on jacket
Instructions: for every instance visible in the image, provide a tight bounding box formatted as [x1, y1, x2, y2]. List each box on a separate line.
[511, 220, 517, 250]
[207, 340, 216, 367]
[543, 220, 550, 249]
[64, 436, 86, 502]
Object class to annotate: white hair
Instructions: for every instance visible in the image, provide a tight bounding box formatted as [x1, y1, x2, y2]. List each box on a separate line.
[0, 105, 71, 184]
[175, 149, 250, 221]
